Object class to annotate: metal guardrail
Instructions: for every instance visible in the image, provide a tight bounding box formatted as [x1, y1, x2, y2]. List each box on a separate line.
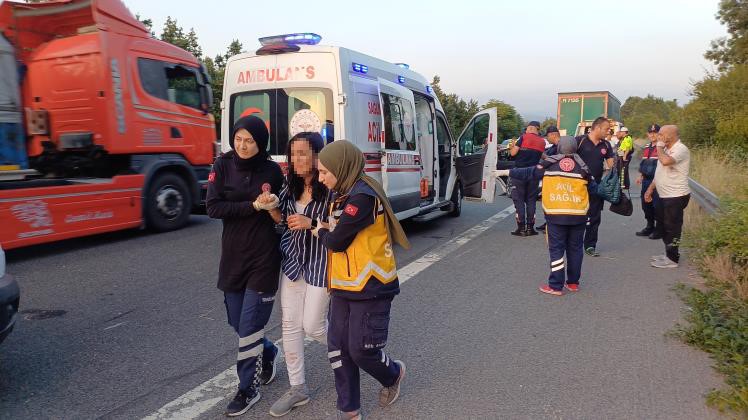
[689, 177, 721, 215]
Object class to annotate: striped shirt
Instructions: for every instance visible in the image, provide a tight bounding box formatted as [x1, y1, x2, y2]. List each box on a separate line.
[279, 183, 331, 288]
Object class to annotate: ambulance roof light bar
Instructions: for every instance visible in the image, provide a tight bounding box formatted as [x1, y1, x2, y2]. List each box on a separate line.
[395, 63, 410, 69]
[259, 33, 322, 46]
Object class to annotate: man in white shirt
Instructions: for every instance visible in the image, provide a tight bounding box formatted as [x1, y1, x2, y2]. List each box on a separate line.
[643, 125, 690, 268]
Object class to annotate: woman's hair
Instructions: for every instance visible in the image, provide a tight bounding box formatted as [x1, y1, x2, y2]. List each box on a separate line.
[286, 132, 327, 201]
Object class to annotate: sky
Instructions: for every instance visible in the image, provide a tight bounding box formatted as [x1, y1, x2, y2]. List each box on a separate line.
[123, 0, 726, 122]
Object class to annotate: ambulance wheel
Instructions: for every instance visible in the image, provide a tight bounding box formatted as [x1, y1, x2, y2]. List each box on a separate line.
[145, 172, 192, 232]
[448, 182, 462, 217]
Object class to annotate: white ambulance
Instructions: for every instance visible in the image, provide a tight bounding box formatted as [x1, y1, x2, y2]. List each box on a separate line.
[221, 33, 499, 220]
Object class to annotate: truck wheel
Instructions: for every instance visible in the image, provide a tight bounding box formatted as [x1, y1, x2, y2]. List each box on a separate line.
[145, 172, 192, 232]
[448, 182, 462, 217]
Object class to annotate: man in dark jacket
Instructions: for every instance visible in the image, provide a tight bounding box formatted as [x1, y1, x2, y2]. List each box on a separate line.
[635, 124, 663, 239]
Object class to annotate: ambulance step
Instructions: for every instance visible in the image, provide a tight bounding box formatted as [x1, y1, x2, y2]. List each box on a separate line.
[0, 169, 39, 181]
[411, 209, 450, 223]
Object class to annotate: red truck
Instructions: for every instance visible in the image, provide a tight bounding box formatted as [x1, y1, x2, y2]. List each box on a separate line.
[0, 0, 216, 250]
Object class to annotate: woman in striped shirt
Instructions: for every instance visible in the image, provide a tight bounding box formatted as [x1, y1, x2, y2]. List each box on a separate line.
[267, 132, 331, 417]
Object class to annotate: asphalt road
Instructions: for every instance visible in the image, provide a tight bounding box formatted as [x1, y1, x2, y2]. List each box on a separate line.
[1, 190, 723, 419]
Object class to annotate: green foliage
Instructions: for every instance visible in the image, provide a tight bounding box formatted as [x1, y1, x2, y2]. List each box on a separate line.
[689, 200, 748, 268]
[674, 284, 748, 415]
[620, 95, 681, 138]
[432, 76, 524, 140]
[483, 99, 524, 140]
[705, 0, 748, 72]
[134, 14, 155, 37]
[540, 118, 557, 132]
[681, 65, 748, 153]
[159, 17, 202, 60]
[431, 76, 480, 138]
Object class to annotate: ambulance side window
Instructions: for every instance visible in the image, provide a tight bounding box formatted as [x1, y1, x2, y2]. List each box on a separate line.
[382, 93, 416, 151]
[436, 114, 451, 154]
[458, 114, 489, 156]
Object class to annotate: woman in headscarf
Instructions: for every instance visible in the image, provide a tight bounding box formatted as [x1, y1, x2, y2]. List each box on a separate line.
[310, 140, 410, 420]
[206, 115, 284, 416]
[501, 136, 598, 296]
[265, 132, 332, 417]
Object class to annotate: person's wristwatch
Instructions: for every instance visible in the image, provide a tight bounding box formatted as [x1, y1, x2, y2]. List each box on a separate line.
[310, 218, 318, 230]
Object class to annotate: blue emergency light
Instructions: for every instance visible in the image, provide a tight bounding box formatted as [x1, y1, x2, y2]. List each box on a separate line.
[259, 33, 322, 46]
[426, 85, 432, 94]
[395, 63, 410, 69]
[397, 76, 406, 84]
[352, 63, 368, 74]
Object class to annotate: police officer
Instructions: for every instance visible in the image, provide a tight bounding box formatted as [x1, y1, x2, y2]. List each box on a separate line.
[636, 124, 663, 239]
[536, 125, 561, 232]
[509, 121, 546, 236]
[500, 136, 597, 295]
[314, 140, 411, 420]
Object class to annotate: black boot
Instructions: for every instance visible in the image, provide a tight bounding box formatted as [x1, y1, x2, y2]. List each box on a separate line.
[636, 223, 654, 237]
[525, 222, 539, 236]
[536, 222, 547, 232]
[511, 222, 526, 236]
[649, 230, 663, 240]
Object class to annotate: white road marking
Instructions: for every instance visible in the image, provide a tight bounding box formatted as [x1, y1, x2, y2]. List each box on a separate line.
[141, 204, 515, 420]
[103, 322, 127, 331]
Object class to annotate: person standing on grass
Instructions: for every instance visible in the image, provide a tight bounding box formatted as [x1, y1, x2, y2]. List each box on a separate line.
[314, 140, 410, 420]
[575, 117, 615, 257]
[265, 132, 332, 417]
[644, 125, 690, 269]
[636, 124, 663, 239]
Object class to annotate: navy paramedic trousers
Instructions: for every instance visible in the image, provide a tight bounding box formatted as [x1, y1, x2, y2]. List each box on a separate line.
[328, 295, 400, 412]
[641, 178, 662, 230]
[583, 194, 604, 249]
[224, 289, 278, 392]
[510, 177, 540, 225]
[547, 223, 586, 291]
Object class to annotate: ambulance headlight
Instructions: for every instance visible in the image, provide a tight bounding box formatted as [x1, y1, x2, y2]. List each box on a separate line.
[259, 33, 322, 46]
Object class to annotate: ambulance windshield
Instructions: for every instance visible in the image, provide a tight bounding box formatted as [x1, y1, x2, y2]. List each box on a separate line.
[230, 88, 334, 155]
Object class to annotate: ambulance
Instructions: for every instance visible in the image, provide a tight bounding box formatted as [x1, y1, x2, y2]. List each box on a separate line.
[221, 33, 499, 220]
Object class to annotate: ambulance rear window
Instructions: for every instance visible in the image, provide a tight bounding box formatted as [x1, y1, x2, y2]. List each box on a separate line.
[230, 88, 334, 155]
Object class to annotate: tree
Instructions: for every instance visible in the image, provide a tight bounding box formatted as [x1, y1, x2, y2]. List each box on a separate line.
[483, 99, 524, 140]
[431, 75, 480, 137]
[705, 0, 748, 72]
[540, 118, 557, 133]
[204, 40, 244, 135]
[621, 95, 681, 138]
[681, 65, 748, 153]
[134, 14, 155, 37]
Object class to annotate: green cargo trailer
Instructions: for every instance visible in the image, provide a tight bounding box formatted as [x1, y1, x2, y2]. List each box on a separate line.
[557, 91, 621, 136]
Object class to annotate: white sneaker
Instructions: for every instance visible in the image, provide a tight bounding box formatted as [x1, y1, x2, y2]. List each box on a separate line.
[650, 254, 667, 261]
[651, 258, 678, 269]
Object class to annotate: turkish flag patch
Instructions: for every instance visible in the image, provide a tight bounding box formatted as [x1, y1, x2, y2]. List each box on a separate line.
[208, 172, 216, 183]
[344, 204, 359, 217]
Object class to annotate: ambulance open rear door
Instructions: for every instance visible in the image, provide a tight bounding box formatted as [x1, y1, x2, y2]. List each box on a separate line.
[377, 78, 421, 217]
[455, 107, 498, 203]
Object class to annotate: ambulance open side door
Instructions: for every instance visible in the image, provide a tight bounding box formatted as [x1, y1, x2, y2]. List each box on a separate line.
[377, 78, 421, 216]
[455, 107, 498, 203]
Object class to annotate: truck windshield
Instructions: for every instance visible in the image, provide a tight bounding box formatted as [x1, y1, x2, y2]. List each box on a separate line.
[230, 88, 334, 156]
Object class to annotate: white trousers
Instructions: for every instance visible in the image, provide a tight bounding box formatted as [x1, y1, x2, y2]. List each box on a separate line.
[280, 273, 330, 386]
